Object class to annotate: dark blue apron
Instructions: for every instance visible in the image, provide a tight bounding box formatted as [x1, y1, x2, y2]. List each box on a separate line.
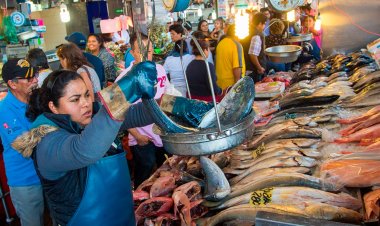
[68, 152, 135, 226]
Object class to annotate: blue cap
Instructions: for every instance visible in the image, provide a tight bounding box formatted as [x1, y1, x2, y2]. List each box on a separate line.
[65, 32, 87, 49]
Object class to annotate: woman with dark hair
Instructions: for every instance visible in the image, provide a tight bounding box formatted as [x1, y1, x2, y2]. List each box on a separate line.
[57, 43, 101, 102]
[197, 20, 210, 37]
[163, 40, 194, 96]
[87, 33, 116, 83]
[26, 48, 52, 87]
[13, 64, 157, 225]
[197, 20, 217, 57]
[186, 36, 222, 102]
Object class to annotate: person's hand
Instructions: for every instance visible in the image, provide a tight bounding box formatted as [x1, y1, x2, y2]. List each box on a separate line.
[98, 61, 158, 121]
[258, 66, 265, 74]
[136, 134, 152, 146]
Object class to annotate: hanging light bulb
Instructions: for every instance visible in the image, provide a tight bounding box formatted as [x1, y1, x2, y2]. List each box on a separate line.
[230, 5, 235, 15]
[235, 9, 249, 39]
[287, 10, 295, 22]
[234, 0, 249, 39]
[60, 3, 70, 23]
[314, 14, 322, 31]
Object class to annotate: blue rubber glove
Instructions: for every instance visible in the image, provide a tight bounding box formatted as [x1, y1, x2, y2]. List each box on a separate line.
[98, 61, 157, 121]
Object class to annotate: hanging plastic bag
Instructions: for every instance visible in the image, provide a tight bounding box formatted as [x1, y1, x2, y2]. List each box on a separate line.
[2, 16, 19, 44]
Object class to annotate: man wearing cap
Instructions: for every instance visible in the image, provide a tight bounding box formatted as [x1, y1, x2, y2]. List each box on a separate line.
[0, 59, 44, 226]
[65, 32, 106, 88]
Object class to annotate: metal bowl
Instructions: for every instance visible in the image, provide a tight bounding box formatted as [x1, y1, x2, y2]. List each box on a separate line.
[265, 45, 302, 63]
[287, 33, 313, 43]
[155, 110, 255, 156]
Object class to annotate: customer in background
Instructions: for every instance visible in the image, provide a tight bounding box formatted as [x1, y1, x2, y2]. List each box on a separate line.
[248, 12, 268, 82]
[115, 33, 169, 187]
[164, 40, 194, 97]
[57, 43, 101, 102]
[87, 33, 117, 83]
[302, 15, 322, 61]
[169, 24, 184, 43]
[186, 36, 223, 102]
[65, 32, 105, 88]
[215, 24, 245, 90]
[266, 18, 286, 72]
[26, 48, 52, 87]
[192, 31, 214, 65]
[197, 19, 217, 55]
[210, 17, 225, 41]
[0, 59, 44, 226]
[260, 8, 271, 36]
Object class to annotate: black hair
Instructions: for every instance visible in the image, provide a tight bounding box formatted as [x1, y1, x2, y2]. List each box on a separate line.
[174, 40, 188, 54]
[184, 21, 192, 31]
[101, 33, 113, 43]
[260, 7, 270, 13]
[26, 70, 83, 122]
[87, 33, 105, 49]
[253, 12, 267, 27]
[129, 32, 149, 51]
[169, 24, 184, 35]
[26, 48, 50, 69]
[190, 31, 209, 56]
[197, 20, 208, 32]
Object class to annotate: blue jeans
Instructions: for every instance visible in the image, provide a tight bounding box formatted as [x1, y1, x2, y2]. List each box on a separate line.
[9, 185, 44, 226]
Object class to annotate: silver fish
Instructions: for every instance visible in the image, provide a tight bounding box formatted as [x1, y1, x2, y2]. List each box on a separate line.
[213, 186, 362, 210]
[228, 156, 317, 185]
[226, 173, 340, 201]
[197, 202, 362, 226]
[200, 156, 231, 201]
[230, 167, 311, 188]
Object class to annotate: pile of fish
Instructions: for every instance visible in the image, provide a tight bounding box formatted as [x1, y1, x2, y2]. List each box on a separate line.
[135, 50, 380, 225]
[133, 154, 232, 225]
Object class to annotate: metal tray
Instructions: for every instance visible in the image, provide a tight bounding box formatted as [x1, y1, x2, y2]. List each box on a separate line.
[287, 33, 313, 43]
[155, 110, 255, 156]
[265, 45, 302, 63]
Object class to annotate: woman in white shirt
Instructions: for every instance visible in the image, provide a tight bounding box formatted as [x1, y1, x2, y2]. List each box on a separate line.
[57, 43, 101, 102]
[163, 40, 194, 97]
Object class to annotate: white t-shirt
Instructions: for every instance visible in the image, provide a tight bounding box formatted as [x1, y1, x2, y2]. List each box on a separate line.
[37, 69, 52, 88]
[163, 54, 194, 92]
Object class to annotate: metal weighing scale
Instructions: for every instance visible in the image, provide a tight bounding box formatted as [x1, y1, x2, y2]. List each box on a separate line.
[264, 0, 312, 63]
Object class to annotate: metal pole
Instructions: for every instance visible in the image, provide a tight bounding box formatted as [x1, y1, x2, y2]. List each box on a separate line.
[0, 183, 13, 224]
[178, 37, 192, 99]
[189, 35, 223, 133]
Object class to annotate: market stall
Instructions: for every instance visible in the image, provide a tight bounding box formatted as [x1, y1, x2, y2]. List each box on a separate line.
[133, 37, 380, 225]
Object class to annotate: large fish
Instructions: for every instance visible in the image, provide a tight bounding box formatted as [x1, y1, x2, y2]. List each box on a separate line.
[230, 167, 311, 187]
[339, 112, 380, 136]
[335, 123, 380, 143]
[200, 156, 231, 201]
[212, 186, 362, 210]
[363, 189, 380, 220]
[197, 202, 362, 226]
[353, 71, 380, 90]
[338, 105, 380, 124]
[321, 159, 380, 187]
[222, 173, 339, 201]
[226, 156, 316, 185]
[247, 124, 321, 149]
[229, 151, 318, 170]
[279, 95, 340, 110]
